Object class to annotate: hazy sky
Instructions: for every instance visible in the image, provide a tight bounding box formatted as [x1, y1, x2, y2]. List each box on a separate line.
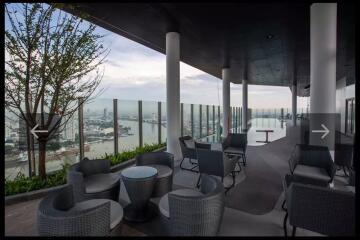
[5, 3, 308, 109]
[97, 26, 308, 109]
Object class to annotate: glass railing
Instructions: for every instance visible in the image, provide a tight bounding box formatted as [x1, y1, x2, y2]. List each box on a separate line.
[5, 98, 242, 180]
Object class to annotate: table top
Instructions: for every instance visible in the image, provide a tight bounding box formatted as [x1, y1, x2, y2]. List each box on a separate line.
[256, 129, 274, 132]
[121, 166, 158, 180]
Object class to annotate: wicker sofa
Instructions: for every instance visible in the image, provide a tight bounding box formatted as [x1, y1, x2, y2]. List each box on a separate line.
[37, 184, 123, 236]
[158, 175, 225, 236]
[67, 158, 121, 202]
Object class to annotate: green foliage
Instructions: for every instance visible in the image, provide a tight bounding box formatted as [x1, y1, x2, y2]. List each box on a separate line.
[5, 143, 166, 196]
[5, 163, 69, 196]
[102, 143, 166, 166]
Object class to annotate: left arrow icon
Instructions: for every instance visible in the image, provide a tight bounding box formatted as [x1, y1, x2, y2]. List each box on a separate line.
[30, 124, 48, 139]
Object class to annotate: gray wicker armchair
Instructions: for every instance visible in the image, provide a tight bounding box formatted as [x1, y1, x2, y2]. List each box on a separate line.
[284, 182, 355, 236]
[179, 136, 199, 172]
[195, 146, 237, 193]
[135, 152, 174, 198]
[67, 158, 121, 202]
[37, 184, 123, 236]
[159, 175, 225, 236]
[289, 144, 336, 186]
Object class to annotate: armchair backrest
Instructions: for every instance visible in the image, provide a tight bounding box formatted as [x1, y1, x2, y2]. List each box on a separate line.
[196, 148, 224, 177]
[179, 136, 197, 159]
[195, 141, 211, 150]
[287, 183, 355, 236]
[136, 151, 174, 169]
[334, 143, 353, 167]
[79, 158, 111, 177]
[168, 175, 225, 236]
[228, 133, 247, 149]
[37, 184, 111, 236]
[289, 144, 335, 179]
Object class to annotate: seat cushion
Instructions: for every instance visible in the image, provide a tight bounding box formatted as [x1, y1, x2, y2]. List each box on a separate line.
[147, 164, 173, 178]
[184, 139, 195, 149]
[84, 173, 120, 194]
[158, 189, 204, 218]
[293, 164, 331, 183]
[224, 146, 244, 155]
[71, 199, 123, 230]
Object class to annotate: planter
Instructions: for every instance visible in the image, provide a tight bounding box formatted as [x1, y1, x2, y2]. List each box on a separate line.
[5, 146, 167, 206]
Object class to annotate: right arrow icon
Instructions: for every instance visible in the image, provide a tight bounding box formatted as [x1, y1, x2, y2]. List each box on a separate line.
[312, 124, 330, 139]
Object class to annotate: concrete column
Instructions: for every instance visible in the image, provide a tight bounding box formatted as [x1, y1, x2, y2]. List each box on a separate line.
[310, 3, 337, 114]
[292, 84, 297, 126]
[310, 3, 337, 159]
[222, 68, 230, 137]
[242, 79, 248, 131]
[166, 32, 181, 160]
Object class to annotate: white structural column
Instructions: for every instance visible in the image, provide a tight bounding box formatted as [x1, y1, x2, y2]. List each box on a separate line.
[222, 68, 231, 137]
[292, 84, 297, 126]
[242, 79, 248, 131]
[309, 3, 337, 156]
[166, 32, 181, 160]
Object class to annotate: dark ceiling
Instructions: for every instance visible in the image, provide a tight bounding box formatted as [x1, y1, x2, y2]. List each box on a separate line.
[61, 2, 355, 97]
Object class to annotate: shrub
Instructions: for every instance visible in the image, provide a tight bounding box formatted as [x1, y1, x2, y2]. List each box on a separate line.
[5, 163, 69, 196]
[103, 143, 166, 166]
[5, 142, 166, 196]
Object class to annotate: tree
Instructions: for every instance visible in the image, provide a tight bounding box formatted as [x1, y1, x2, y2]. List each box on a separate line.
[5, 3, 108, 178]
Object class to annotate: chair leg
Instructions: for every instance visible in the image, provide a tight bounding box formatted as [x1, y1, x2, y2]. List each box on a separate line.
[243, 153, 247, 166]
[237, 160, 242, 172]
[281, 199, 287, 211]
[180, 158, 186, 170]
[180, 158, 199, 173]
[343, 166, 349, 177]
[283, 211, 288, 237]
[196, 174, 201, 188]
[292, 226, 296, 237]
[224, 173, 236, 194]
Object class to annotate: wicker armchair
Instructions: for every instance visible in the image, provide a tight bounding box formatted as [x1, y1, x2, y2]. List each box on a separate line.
[289, 144, 336, 186]
[284, 182, 355, 236]
[159, 175, 225, 236]
[179, 136, 199, 172]
[67, 158, 120, 202]
[195, 146, 237, 193]
[135, 152, 174, 198]
[37, 184, 123, 236]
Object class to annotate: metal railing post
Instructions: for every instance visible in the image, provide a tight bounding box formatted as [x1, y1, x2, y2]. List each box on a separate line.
[78, 98, 84, 160]
[199, 105, 202, 138]
[113, 99, 118, 155]
[217, 106, 220, 140]
[158, 102, 161, 144]
[212, 105, 215, 135]
[240, 107, 242, 132]
[138, 100, 143, 148]
[181, 103, 184, 136]
[206, 105, 209, 136]
[191, 104, 194, 137]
